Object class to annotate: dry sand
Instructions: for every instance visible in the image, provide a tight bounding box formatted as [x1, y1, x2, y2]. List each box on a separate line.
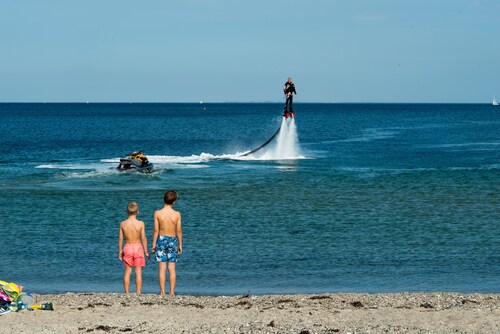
[1, 293, 498, 333]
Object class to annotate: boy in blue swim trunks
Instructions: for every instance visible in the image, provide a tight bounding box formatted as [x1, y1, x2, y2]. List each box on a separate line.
[151, 190, 183, 296]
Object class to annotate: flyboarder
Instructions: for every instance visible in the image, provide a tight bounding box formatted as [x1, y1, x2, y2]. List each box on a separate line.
[283, 77, 297, 118]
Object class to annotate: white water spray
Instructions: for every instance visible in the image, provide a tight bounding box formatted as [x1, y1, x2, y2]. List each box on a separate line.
[257, 118, 301, 160]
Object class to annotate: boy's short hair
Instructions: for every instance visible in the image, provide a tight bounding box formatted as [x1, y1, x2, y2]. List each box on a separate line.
[164, 190, 178, 204]
[126, 202, 139, 215]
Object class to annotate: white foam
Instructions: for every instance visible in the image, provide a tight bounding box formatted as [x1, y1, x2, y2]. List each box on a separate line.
[246, 118, 305, 160]
[35, 163, 111, 170]
[102, 153, 242, 165]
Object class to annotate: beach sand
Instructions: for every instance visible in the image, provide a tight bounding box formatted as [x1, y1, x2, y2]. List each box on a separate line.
[1, 293, 498, 333]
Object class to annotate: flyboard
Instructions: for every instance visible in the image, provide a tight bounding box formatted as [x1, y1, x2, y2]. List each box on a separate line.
[240, 111, 295, 157]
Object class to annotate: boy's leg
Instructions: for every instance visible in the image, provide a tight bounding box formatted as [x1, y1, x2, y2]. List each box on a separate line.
[135, 266, 143, 294]
[123, 266, 132, 294]
[158, 262, 167, 295]
[168, 262, 177, 296]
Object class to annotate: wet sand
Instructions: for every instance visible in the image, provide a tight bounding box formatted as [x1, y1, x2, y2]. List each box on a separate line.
[1, 293, 498, 333]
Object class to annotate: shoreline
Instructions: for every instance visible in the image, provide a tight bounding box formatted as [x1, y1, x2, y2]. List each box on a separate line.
[1, 292, 498, 333]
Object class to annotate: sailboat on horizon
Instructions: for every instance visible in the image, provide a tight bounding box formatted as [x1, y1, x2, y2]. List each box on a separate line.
[493, 97, 499, 106]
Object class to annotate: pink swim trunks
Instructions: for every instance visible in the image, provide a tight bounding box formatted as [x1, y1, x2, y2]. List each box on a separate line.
[122, 244, 145, 267]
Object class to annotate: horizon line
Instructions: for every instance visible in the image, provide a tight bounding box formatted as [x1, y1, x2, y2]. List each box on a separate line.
[0, 101, 495, 104]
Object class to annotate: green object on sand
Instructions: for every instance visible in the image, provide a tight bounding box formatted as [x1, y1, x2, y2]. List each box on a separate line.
[32, 302, 54, 311]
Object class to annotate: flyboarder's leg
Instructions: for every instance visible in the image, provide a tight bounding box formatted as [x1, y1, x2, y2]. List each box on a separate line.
[284, 96, 291, 117]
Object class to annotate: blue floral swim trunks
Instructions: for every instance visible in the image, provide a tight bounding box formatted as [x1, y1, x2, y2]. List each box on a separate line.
[155, 235, 179, 263]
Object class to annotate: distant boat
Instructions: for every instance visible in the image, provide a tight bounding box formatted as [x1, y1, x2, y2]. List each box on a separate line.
[493, 97, 499, 106]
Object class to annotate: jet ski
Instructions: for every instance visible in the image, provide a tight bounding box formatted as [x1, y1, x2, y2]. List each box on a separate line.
[117, 151, 153, 173]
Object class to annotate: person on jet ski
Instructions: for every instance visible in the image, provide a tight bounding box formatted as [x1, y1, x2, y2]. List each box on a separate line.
[137, 154, 149, 166]
[283, 77, 297, 118]
[131, 152, 149, 167]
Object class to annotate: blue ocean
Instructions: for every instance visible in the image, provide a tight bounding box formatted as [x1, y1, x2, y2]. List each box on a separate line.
[0, 103, 499, 294]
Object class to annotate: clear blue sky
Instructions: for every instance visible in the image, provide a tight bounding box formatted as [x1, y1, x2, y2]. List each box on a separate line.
[1, 0, 499, 102]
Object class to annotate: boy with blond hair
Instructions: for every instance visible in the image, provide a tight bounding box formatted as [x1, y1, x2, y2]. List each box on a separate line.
[118, 202, 149, 294]
[152, 190, 183, 296]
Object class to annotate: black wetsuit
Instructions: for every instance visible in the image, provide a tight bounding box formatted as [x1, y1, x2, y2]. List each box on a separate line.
[283, 81, 297, 113]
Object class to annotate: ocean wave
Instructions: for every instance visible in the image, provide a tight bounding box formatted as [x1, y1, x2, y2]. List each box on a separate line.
[334, 164, 500, 174]
[56, 170, 114, 179]
[321, 128, 399, 144]
[34, 150, 308, 176]
[422, 142, 500, 149]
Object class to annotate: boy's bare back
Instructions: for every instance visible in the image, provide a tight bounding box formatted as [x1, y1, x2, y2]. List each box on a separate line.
[120, 217, 145, 244]
[154, 207, 180, 237]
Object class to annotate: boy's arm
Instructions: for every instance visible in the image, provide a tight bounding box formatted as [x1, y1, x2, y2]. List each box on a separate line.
[118, 223, 124, 261]
[140, 221, 149, 258]
[151, 211, 159, 253]
[177, 213, 183, 254]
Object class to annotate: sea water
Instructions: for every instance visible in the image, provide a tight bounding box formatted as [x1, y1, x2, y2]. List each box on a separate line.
[0, 103, 498, 294]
